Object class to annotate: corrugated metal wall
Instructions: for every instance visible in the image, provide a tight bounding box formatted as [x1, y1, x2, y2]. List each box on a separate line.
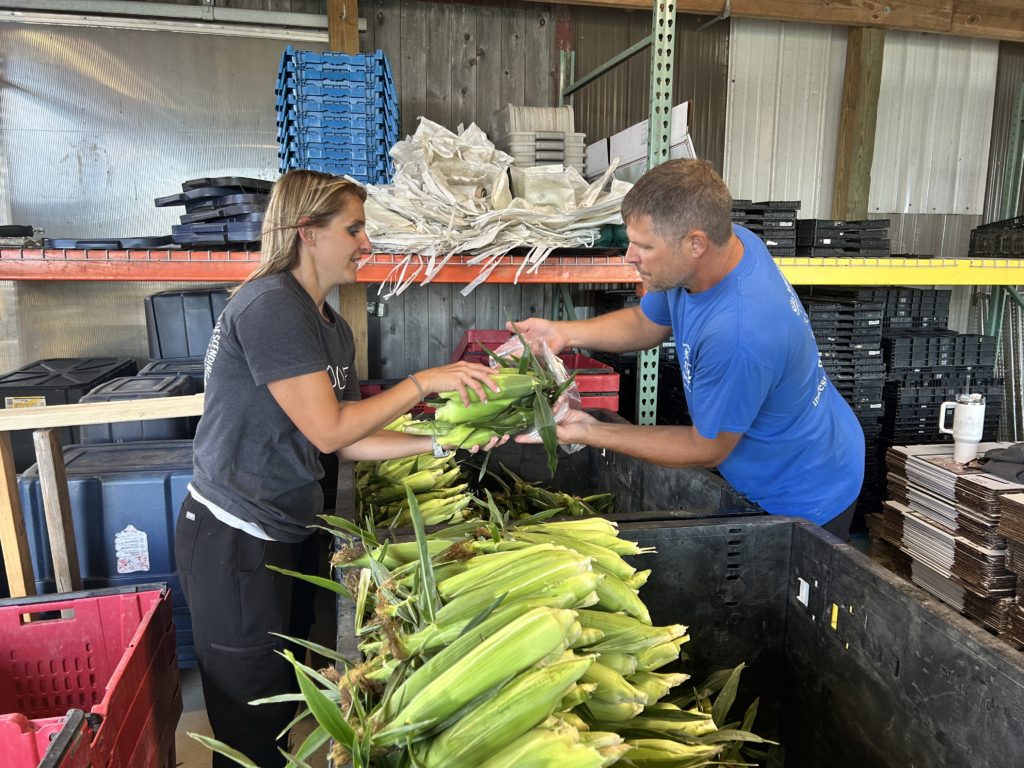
[723, 19, 848, 218]
[568, 8, 730, 172]
[984, 41, 1024, 220]
[869, 31, 998, 217]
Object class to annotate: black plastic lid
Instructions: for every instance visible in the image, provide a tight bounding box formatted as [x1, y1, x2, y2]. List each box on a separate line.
[0, 358, 136, 388]
[20, 439, 195, 478]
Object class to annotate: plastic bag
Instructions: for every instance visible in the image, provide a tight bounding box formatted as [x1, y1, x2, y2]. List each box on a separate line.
[491, 335, 585, 455]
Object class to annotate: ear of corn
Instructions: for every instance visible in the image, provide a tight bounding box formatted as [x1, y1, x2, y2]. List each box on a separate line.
[580, 660, 648, 705]
[627, 671, 691, 705]
[420, 652, 595, 767]
[377, 607, 579, 743]
[623, 737, 723, 765]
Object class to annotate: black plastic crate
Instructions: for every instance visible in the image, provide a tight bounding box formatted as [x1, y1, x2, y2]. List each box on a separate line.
[79, 375, 195, 444]
[137, 359, 206, 394]
[0, 358, 138, 471]
[144, 287, 231, 360]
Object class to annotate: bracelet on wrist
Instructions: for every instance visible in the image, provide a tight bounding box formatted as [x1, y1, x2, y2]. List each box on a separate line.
[407, 373, 426, 400]
[431, 434, 447, 458]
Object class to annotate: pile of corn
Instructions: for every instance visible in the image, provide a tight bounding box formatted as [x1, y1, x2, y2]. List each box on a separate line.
[355, 452, 472, 528]
[298, 514, 771, 767]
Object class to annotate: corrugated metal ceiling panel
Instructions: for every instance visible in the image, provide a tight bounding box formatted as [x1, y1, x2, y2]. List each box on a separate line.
[869, 31, 998, 216]
[724, 18, 847, 218]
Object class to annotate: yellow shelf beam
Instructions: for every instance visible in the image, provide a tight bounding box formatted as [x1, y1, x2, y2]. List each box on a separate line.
[776, 257, 1024, 286]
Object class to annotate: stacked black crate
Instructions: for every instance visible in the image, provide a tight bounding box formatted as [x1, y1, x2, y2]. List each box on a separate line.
[969, 215, 1024, 259]
[800, 290, 886, 518]
[731, 200, 798, 256]
[881, 328, 1002, 447]
[156, 177, 272, 250]
[796, 218, 891, 257]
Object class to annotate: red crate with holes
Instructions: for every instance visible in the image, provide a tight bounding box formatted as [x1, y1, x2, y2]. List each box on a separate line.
[0, 584, 182, 767]
[452, 330, 620, 411]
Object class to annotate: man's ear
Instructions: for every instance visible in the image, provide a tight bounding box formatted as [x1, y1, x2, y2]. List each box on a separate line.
[687, 230, 709, 257]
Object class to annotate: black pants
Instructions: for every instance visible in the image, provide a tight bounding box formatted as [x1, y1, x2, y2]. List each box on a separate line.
[175, 493, 319, 768]
[822, 497, 859, 542]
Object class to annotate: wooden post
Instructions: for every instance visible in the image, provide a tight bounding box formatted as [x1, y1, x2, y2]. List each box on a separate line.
[33, 428, 82, 593]
[328, 0, 370, 380]
[0, 431, 35, 597]
[832, 26, 886, 221]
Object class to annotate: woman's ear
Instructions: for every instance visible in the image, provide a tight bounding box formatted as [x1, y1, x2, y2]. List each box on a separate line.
[297, 218, 317, 247]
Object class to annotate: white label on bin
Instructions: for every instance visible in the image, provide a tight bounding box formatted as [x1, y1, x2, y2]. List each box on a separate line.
[115, 525, 150, 574]
[5, 395, 46, 408]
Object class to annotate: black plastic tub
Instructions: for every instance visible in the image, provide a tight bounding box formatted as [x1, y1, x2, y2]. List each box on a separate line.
[626, 517, 1023, 768]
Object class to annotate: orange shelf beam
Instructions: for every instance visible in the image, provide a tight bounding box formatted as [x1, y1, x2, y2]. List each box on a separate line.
[0, 249, 642, 284]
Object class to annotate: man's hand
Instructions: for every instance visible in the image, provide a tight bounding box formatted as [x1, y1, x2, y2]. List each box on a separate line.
[507, 318, 569, 356]
[514, 407, 596, 445]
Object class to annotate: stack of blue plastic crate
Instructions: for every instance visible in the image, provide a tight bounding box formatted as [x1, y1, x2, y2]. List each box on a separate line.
[276, 47, 399, 183]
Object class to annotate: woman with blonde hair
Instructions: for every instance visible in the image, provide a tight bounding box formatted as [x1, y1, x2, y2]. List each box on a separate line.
[175, 169, 501, 766]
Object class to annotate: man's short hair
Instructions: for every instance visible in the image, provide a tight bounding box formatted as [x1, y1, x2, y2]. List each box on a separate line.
[620, 159, 733, 246]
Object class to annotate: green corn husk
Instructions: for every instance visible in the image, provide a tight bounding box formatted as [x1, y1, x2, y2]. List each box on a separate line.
[593, 565, 651, 624]
[620, 702, 718, 738]
[622, 738, 723, 766]
[438, 373, 539, 403]
[597, 652, 637, 677]
[627, 671, 691, 705]
[580, 660, 648, 705]
[634, 637, 690, 672]
[575, 609, 688, 654]
[582, 698, 644, 722]
[477, 726, 607, 768]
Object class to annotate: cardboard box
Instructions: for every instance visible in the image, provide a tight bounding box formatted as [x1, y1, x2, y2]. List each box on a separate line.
[608, 101, 690, 167]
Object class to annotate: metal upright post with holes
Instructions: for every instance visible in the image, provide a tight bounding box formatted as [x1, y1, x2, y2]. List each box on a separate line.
[635, 2, 676, 426]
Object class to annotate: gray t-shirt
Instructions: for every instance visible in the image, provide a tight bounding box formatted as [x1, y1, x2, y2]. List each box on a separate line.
[192, 272, 360, 542]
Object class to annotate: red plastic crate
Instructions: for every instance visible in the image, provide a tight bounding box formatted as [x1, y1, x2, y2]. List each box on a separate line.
[452, 331, 621, 411]
[0, 585, 182, 768]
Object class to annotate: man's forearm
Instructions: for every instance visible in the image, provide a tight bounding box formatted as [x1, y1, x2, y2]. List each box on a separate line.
[560, 307, 669, 353]
[571, 422, 731, 469]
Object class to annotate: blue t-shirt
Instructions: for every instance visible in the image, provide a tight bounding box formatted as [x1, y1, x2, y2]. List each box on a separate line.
[640, 225, 864, 524]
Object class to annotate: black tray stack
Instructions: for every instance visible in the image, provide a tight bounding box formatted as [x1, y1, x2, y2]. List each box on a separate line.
[799, 288, 887, 516]
[156, 177, 272, 249]
[969, 215, 1024, 259]
[796, 218, 891, 257]
[731, 200, 799, 256]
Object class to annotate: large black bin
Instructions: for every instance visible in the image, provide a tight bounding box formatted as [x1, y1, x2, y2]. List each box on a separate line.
[465, 415, 757, 521]
[626, 517, 1023, 768]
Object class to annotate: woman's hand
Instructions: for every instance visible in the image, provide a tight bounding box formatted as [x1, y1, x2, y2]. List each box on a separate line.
[414, 361, 501, 406]
[465, 433, 511, 454]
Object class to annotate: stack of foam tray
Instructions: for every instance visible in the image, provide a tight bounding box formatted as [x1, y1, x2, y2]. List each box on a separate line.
[731, 200, 798, 256]
[276, 47, 398, 183]
[883, 443, 1019, 634]
[969, 215, 1024, 258]
[796, 218, 890, 257]
[156, 176, 272, 249]
[494, 131, 586, 174]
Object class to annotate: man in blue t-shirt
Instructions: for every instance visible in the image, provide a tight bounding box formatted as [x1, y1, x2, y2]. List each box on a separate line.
[512, 159, 864, 539]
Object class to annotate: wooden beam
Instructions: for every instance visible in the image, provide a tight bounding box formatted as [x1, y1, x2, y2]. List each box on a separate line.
[328, 0, 370, 379]
[327, 0, 360, 55]
[832, 26, 885, 221]
[33, 429, 81, 593]
[0, 432, 35, 597]
[521, 1, 1024, 43]
[0, 394, 205, 431]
